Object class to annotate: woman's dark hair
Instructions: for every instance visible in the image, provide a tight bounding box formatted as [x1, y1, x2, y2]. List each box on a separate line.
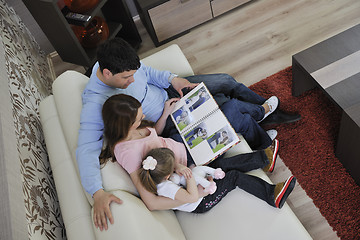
[97, 38, 140, 74]
[99, 94, 153, 165]
[138, 148, 175, 194]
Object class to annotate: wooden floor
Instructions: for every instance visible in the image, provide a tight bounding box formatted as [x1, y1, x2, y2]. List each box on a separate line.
[135, 0, 360, 87]
[50, 0, 360, 239]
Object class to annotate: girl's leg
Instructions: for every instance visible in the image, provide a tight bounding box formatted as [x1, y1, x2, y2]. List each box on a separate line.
[192, 170, 276, 213]
[209, 150, 269, 172]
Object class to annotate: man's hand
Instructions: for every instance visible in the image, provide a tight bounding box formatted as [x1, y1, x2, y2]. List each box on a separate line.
[93, 189, 123, 231]
[171, 77, 198, 97]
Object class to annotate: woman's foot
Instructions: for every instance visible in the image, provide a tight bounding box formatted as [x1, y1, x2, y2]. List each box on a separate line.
[263, 139, 279, 173]
[274, 176, 296, 208]
[258, 96, 279, 123]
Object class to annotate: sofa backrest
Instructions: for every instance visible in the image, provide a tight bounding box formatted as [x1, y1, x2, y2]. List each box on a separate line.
[141, 44, 195, 77]
[52, 71, 87, 169]
[51, 70, 139, 203]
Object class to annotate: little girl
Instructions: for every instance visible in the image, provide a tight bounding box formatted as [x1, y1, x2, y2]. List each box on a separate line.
[100, 94, 296, 211]
[139, 147, 296, 213]
[139, 148, 202, 212]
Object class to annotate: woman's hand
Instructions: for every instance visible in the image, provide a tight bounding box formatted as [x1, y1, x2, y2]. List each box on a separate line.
[155, 98, 179, 135]
[163, 98, 179, 117]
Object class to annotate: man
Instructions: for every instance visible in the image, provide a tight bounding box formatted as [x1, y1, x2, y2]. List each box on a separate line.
[76, 38, 300, 231]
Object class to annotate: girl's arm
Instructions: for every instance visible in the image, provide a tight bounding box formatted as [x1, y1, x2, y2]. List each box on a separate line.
[155, 98, 179, 135]
[174, 174, 199, 203]
[174, 163, 192, 179]
[130, 171, 183, 211]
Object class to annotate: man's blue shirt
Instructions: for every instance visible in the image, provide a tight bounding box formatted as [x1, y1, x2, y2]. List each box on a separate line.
[76, 62, 171, 196]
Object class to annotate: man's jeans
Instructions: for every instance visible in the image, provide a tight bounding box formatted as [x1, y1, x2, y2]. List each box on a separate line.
[165, 73, 272, 150]
[185, 73, 267, 107]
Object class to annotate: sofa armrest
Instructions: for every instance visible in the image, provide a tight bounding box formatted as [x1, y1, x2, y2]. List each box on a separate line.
[141, 44, 195, 77]
[93, 190, 185, 240]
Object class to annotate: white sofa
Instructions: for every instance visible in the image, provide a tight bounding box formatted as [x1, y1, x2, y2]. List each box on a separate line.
[39, 44, 312, 240]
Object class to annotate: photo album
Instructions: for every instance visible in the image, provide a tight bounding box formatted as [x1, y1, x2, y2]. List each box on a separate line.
[170, 82, 240, 165]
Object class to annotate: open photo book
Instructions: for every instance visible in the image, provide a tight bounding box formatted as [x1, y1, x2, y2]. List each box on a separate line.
[170, 82, 240, 166]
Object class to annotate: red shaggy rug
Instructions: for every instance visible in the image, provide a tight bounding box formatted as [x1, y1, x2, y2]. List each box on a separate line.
[249, 67, 360, 240]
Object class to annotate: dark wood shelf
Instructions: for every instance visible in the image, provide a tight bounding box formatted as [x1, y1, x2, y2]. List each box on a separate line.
[23, 0, 141, 67]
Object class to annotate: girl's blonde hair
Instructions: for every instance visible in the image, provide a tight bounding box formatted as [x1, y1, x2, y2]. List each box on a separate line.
[138, 148, 175, 194]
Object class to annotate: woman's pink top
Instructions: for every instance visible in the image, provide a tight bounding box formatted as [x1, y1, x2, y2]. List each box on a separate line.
[114, 128, 187, 174]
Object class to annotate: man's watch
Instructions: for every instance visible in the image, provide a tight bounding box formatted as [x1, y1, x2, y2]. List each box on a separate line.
[168, 73, 178, 83]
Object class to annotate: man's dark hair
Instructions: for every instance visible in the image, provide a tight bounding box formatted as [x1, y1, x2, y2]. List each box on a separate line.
[96, 38, 140, 74]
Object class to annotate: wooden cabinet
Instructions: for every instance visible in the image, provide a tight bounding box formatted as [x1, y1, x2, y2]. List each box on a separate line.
[22, 0, 142, 67]
[211, 0, 251, 17]
[148, 0, 212, 42]
[135, 0, 252, 46]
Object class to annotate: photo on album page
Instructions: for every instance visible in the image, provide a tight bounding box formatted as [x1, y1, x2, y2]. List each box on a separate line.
[184, 86, 211, 112]
[172, 106, 193, 131]
[207, 126, 236, 153]
[183, 122, 208, 149]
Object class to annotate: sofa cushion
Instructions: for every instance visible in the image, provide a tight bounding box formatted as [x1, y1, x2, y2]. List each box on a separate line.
[176, 134, 310, 240]
[101, 161, 139, 196]
[176, 169, 310, 240]
[93, 190, 185, 240]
